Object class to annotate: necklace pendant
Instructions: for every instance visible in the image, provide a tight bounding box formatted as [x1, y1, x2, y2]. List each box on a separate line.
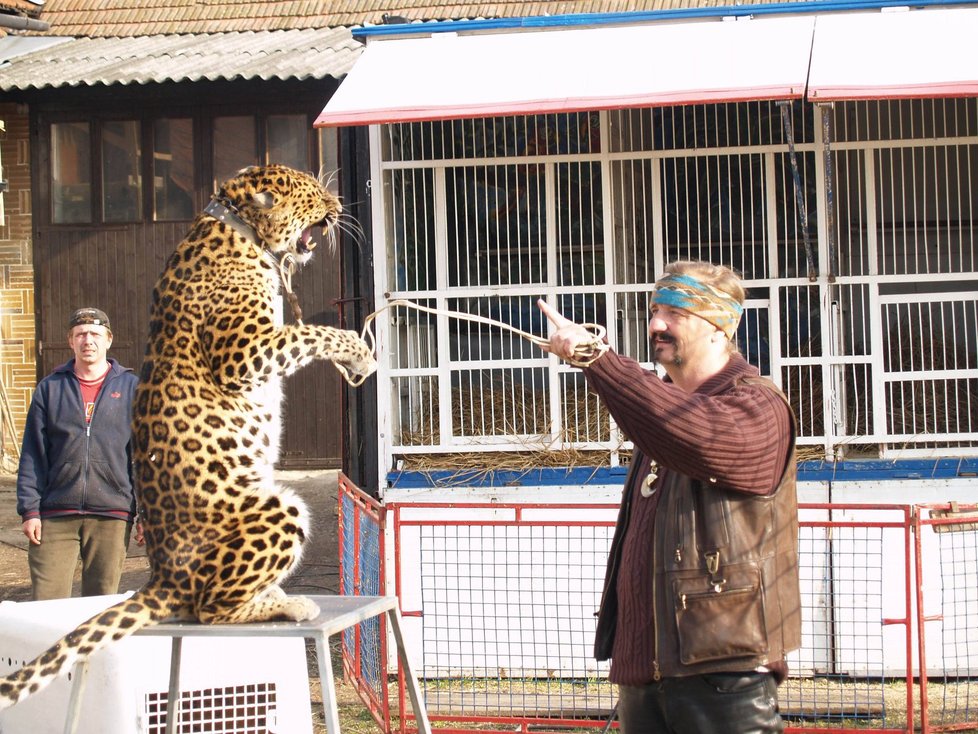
[640, 462, 659, 498]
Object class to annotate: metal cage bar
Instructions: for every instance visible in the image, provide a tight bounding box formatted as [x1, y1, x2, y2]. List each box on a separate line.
[373, 100, 978, 477]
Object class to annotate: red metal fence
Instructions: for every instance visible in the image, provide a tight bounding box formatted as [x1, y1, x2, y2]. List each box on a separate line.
[338, 474, 392, 731]
[914, 503, 978, 734]
[338, 477, 978, 734]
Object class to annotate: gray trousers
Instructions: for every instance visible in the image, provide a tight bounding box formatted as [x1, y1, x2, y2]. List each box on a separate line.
[618, 671, 783, 734]
[28, 516, 133, 600]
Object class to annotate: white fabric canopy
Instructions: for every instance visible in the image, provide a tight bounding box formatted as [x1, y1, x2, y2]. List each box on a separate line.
[316, 7, 978, 127]
[316, 16, 815, 126]
[808, 7, 978, 101]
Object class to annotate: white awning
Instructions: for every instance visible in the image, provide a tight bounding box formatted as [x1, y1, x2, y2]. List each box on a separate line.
[315, 16, 815, 127]
[808, 8, 978, 101]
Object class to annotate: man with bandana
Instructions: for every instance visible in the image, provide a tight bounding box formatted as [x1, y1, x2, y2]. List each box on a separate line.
[538, 260, 800, 734]
[16, 307, 143, 600]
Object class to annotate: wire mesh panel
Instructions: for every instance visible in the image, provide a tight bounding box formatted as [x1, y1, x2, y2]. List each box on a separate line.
[338, 476, 389, 726]
[412, 518, 617, 724]
[916, 504, 978, 732]
[782, 505, 913, 730]
[419, 523, 611, 677]
[380, 501, 917, 733]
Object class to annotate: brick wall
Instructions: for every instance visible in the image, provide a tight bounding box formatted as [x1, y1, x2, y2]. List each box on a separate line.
[0, 102, 35, 472]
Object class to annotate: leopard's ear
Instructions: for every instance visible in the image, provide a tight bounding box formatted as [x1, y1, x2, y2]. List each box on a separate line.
[251, 191, 275, 209]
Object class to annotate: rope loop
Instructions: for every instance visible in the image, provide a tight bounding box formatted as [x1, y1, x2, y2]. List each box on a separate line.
[276, 253, 304, 324]
[336, 298, 608, 387]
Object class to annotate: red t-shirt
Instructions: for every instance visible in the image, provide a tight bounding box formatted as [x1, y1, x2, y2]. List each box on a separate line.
[76, 366, 110, 422]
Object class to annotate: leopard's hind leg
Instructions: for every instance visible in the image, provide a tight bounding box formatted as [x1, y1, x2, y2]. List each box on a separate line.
[204, 584, 321, 624]
[194, 487, 319, 624]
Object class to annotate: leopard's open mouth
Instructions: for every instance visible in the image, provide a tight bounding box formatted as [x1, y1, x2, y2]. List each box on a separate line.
[297, 227, 316, 255]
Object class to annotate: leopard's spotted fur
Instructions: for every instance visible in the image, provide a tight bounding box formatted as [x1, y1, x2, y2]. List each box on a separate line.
[0, 164, 376, 709]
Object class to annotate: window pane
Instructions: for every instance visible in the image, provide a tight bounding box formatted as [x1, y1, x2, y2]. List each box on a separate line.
[214, 116, 256, 188]
[154, 118, 195, 220]
[267, 114, 308, 171]
[102, 120, 142, 222]
[51, 122, 92, 224]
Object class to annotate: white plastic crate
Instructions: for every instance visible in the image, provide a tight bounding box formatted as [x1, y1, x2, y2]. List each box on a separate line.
[0, 594, 312, 734]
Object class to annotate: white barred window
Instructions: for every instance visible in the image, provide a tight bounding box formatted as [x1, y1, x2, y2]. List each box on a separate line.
[372, 99, 978, 471]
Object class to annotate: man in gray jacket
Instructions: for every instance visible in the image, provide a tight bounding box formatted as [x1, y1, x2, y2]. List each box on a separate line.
[17, 307, 143, 600]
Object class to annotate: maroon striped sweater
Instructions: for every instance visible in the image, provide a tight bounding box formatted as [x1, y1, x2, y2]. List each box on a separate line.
[584, 350, 793, 685]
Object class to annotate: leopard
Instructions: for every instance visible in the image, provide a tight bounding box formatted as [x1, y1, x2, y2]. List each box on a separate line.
[0, 164, 377, 709]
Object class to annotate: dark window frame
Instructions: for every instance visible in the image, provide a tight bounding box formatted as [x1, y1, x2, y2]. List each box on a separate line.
[40, 95, 332, 228]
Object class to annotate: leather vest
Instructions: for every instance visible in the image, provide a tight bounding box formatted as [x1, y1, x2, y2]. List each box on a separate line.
[594, 377, 801, 678]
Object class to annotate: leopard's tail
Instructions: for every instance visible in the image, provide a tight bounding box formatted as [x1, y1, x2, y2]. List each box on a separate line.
[0, 584, 184, 711]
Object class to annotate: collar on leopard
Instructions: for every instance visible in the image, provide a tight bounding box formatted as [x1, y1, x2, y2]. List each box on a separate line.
[204, 198, 259, 246]
[203, 197, 305, 325]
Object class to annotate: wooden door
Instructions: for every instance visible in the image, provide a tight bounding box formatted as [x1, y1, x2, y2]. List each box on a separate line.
[33, 221, 345, 468]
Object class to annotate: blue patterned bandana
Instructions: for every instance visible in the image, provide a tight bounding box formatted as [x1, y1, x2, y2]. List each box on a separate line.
[651, 273, 744, 339]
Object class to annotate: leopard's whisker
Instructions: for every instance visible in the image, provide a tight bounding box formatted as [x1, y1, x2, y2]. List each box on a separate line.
[332, 213, 365, 249]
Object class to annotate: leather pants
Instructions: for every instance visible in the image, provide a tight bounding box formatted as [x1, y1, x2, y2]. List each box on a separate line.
[617, 671, 783, 734]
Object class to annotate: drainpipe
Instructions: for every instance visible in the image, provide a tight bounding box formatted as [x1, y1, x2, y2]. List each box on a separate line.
[0, 15, 50, 32]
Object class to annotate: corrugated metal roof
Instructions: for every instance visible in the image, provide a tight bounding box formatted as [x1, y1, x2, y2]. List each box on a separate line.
[0, 27, 361, 91]
[0, 34, 64, 63]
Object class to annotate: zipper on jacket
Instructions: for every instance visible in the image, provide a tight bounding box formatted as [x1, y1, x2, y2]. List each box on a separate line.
[84, 421, 92, 506]
[676, 485, 687, 563]
[76, 374, 92, 509]
[82, 368, 111, 508]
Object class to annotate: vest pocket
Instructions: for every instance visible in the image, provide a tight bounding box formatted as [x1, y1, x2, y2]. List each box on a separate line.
[672, 566, 767, 665]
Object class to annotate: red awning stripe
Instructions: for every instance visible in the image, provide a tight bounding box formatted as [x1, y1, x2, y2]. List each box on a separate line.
[321, 87, 807, 126]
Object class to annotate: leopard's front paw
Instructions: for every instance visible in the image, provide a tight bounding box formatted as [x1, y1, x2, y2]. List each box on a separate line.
[332, 331, 378, 380]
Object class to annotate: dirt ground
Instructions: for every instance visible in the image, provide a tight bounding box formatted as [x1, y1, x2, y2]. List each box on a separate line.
[0, 470, 382, 734]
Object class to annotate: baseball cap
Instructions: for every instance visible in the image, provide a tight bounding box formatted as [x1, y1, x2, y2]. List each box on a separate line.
[68, 307, 111, 331]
